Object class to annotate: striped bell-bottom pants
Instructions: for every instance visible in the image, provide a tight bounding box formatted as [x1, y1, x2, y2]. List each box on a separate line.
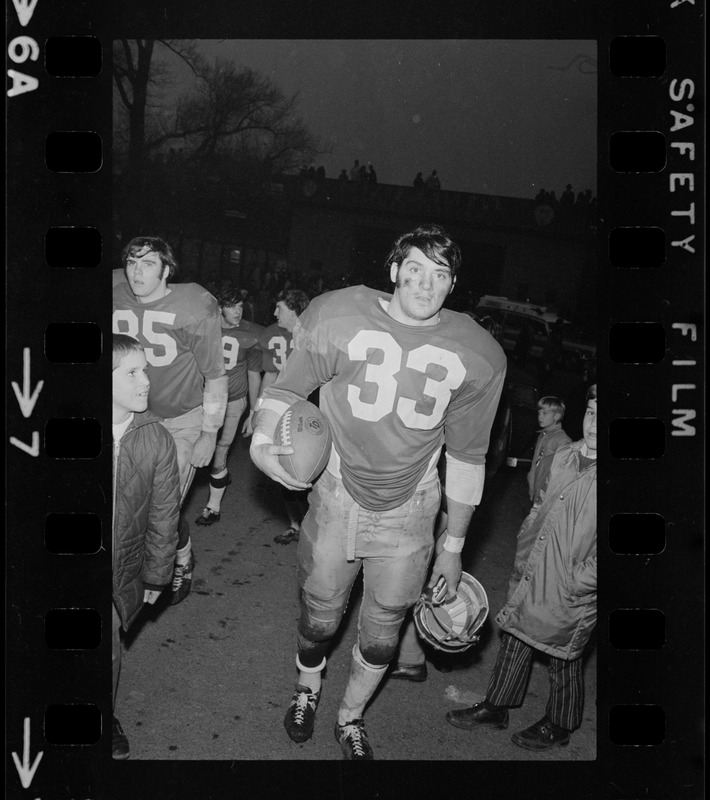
[486, 631, 585, 731]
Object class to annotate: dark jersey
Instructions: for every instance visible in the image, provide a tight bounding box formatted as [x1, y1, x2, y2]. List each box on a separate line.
[259, 323, 294, 374]
[221, 319, 264, 401]
[261, 285, 506, 510]
[112, 282, 225, 419]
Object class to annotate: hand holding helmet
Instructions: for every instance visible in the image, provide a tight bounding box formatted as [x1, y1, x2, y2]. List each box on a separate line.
[414, 572, 489, 653]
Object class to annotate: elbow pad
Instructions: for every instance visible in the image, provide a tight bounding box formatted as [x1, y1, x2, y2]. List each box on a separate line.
[202, 391, 228, 433]
[445, 455, 485, 507]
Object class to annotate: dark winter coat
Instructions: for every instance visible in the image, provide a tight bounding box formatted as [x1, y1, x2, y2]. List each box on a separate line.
[496, 440, 596, 660]
[112, 411, 180, 630]
[527, 423, 572, 503]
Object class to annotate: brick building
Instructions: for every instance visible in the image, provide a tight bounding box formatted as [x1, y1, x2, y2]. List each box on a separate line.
[128, 170, 596, 328]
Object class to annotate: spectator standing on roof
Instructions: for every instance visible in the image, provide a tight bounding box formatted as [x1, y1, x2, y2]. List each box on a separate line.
[425, 170, 441, 189]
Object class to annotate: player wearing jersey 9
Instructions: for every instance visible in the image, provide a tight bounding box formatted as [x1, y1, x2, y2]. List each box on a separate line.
[195, 287, 264, 526]
[113, 237, 228, 604]
[251, 224, 506, 759]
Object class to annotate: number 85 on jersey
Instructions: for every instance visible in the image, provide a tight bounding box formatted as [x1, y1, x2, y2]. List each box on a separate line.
[113, 309, 178, 367]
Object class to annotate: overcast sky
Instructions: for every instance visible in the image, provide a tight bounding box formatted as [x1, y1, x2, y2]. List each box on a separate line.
[168, 39, 597, 199]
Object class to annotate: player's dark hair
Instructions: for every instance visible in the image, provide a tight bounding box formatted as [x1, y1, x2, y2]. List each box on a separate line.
[385, 223, 461, 278]
[538, 395, 566, 418]
[113, 333, 144, 370]
[215, 287, 245, 309]
[586, 383, 597, 401]
[122, 236, 178, 280]
[277, 289, 310, 316]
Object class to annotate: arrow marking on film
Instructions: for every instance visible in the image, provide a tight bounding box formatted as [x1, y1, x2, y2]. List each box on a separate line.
[10, 431, 40, 457]
[11, 0, 40, 26]
[12, 717, 43, 789]
[12, 348, 44, 418]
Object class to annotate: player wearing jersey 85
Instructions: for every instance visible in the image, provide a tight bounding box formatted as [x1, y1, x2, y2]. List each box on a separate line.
[113, 237, 228, 604]
[251, 224, 506, 759]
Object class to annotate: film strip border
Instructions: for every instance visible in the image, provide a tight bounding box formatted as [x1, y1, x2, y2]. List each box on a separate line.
[5, 9, 704, 800]
[596, 20, 703, 799]
[6, 10, 112, 797]
[603, 26, 704, 775]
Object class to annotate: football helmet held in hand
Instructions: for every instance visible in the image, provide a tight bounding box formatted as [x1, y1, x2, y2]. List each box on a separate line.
[413, 572, 489, 653]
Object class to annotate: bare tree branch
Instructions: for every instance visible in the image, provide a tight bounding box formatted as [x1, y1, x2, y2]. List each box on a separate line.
[159, 39, 204, 78]
[114, 42, 323, 187]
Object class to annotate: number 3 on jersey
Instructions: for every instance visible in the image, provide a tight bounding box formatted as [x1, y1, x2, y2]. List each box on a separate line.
[268, 334, 292, 371]
[113, 309, 178, 367]
[346, 330, 466, 429]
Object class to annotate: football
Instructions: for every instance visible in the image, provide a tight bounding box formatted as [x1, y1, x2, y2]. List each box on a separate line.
[274, 400, 332, 483]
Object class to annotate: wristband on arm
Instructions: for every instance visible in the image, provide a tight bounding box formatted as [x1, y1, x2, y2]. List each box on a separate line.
[442, 534, 465, 553]
[251, 405, 286, 448]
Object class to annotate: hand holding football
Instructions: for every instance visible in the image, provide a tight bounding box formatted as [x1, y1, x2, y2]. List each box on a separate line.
[274, 400, 332, 483]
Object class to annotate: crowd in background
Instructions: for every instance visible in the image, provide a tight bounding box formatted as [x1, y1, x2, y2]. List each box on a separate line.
[535, 184, 597, 210]
[182, 268, 485, 329]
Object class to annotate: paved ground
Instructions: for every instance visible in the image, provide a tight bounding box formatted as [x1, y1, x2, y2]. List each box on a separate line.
[116, 432, 596, 762]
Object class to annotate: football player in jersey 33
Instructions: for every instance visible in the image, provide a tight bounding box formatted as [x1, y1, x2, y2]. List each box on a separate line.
[250, 224, 506, 759]
[195, 287, 264, 526]
[113, 237, 228, 604]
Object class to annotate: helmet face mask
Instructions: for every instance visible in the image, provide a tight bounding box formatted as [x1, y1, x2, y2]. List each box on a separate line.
[413, 572, 489, 653]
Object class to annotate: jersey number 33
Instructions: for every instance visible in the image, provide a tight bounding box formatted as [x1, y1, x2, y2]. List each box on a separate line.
[347, 330, 465, 430]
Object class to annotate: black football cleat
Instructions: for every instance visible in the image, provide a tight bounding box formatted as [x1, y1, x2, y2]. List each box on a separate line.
[169, 554, 194, 605]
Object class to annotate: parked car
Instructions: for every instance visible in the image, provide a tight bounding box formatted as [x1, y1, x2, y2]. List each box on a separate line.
[475, 295, 596, 374]
[485, 362, 541, 475]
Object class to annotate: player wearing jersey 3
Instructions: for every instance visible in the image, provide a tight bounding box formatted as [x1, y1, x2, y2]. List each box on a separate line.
[195, 287, 264, 526]
[258, 289, 312, 545]
[259, 289, 310, 394]
[112, 237, 227, 604]
[250, 224, 506, 760]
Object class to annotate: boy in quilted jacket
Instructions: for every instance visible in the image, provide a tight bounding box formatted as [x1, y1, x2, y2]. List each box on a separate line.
[446, 384, 597, 751]
[112, 334, 180, 759]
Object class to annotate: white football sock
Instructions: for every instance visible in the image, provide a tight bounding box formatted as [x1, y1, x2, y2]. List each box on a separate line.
[175, 539, 191, 566]
[206, 468, 229, 512]
[296, 654, 326, 694]
[337, 645, 387, 725]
